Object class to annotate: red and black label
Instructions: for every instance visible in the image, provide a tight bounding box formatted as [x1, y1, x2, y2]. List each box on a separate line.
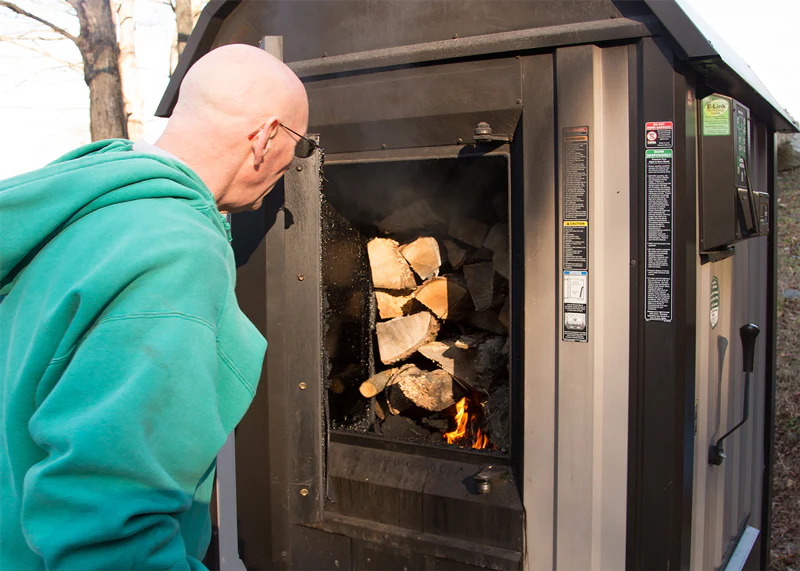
[645, 121, 673, 149]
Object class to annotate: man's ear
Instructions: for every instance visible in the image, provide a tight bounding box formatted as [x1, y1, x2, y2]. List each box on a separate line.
[251, 116, 280, 168]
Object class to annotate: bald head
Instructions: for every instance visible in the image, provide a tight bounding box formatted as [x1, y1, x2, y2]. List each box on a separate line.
[157, 44, 310, 212]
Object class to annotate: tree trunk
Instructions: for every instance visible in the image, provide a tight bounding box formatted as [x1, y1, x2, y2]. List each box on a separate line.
[113, 0, 143, 140]
[70, 0, 127, 140]
[171, 0, 204, 73]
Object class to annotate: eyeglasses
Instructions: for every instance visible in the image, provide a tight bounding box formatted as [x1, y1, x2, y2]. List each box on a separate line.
[248, 122, 319, 158]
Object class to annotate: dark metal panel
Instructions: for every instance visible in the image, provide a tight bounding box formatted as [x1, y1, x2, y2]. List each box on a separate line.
[217, 0, 627, 62]
[759, 128, 778, 571]
[625, 41, 643, 571]
[305, 58, 522, 154]
[289, 525, 352, 571]
[232, 184, 286, 569]
[290, 19, 653, 79]
[310, 513, 521, 571]
[282, 150, 325, 526]
[627, 38, 696, 571]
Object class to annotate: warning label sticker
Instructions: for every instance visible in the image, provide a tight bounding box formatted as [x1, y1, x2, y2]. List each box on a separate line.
[645, 121, 673, 149]
[563, 126, 589, 221]
[563, 271, 588, 342]
[645, 149, 673, 322]
[563, 221, 588, 271]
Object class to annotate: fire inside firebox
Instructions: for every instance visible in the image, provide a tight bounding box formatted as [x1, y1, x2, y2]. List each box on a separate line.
[322, 155, 510, 454]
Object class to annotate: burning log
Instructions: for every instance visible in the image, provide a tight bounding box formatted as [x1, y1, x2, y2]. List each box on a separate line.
[377, 199, 442, 234]
[375, 290, 414, 320]
[367, 238, 417, 290]
[359, 367, 399, 398]
[442, 239, 468, 270]
[417, 335, 505, 394]
[386, 365, 457, 414]
[413, 276, 468, 320]
[463, 261, 494, 311]
[376, 311, 439, 364]
[400, 237, 441, 280]
[448, 216, 488, 249]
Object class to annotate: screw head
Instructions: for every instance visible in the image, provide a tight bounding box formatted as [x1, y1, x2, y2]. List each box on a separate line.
[297, 274, 305, 281]
[452, 33, 459, 39]
[381, 144, 387, 150]
[299, 382, 307, 390]
[296, 165, 303, 171]
[457, 138, 463, 144]
[300, 488, 309, 496]
[516, 98, 522, 105]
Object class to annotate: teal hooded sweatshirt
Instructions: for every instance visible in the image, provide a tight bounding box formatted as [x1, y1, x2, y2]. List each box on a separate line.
[0, 140, 266, 570]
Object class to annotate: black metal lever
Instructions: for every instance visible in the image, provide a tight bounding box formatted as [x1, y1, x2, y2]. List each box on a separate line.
[709, 324, 760, 466]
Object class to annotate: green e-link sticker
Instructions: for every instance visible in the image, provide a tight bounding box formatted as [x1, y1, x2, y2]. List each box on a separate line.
[710, 276, 720, 329]
[703, 96, 731, 136]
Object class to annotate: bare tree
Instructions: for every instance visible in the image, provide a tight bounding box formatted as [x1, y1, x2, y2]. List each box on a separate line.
[0, 0, 128, 140]
[169, 0, 204, 73]
[112, 0, 143, 139]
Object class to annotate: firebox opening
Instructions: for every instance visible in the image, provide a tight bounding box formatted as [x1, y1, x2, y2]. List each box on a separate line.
[322, 155, 511, 455]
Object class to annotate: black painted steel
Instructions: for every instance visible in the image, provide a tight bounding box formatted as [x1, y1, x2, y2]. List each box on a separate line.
[760, 125, 778, 570]
[626, 38, 696, 571]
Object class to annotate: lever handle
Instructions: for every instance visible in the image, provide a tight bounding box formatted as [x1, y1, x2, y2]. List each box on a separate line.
[740, 324, 760, 373]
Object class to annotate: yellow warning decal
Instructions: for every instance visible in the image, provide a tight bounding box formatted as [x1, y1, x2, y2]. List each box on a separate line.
[563, 221, 588, 227]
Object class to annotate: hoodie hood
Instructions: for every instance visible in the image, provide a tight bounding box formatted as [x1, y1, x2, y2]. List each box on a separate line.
[0, 139, 227, 289]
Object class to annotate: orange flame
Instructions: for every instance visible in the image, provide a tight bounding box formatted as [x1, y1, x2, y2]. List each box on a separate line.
[444, 396, 489, 449]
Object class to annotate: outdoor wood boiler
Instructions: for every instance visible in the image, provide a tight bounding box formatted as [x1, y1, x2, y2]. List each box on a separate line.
[157, 1, 798, 569]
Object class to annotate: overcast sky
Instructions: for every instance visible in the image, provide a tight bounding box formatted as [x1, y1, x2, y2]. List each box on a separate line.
[0, 0, 797, 180]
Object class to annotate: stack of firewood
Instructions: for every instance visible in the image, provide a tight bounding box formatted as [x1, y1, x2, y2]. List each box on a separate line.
[357, 198, 510, 448]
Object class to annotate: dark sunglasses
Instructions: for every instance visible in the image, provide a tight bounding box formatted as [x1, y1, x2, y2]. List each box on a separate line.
[248, 122, 319, 158]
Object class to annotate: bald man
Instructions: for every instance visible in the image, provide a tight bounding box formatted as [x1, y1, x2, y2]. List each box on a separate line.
[0, 45, 309, 570]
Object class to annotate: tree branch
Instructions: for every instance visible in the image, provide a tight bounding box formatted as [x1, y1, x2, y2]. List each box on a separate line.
[0, 0, 78, 43]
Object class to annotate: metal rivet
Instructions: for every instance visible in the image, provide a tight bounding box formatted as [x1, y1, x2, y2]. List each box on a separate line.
[300, 488, 309, 496]
[457, 138, 463, 144]
[281, 551, 288, 558]
[297, 274, 305, 281]
[381, 144, 387, 150]
[516, 98, 522, 104]
[452, 33, 458, 39]
[299, 382, 307, 390]
[296, 165, 303, 171]
[630, 259, 636, 266]
[516, 55, 521, 59]
[611, 13, 617, 18]
[322, 52, 328, 57]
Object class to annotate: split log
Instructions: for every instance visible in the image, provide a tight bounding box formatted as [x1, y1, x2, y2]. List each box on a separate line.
[367, 238, 416, 290]
[448, 216, 488, 248]
[463, 262, 495, 311]
[483, 223, 508, 253]
[483, 223, 510, 279]
[359, 368, 399, 398]
[442, 240, 468, 270]
[468, 309, 506, 334]
[414, 276, 468, 319]
[377, 199, 442, 234]
[387, 365, 456, 413]
[418, 335, 505, 393]
[493, 192, 509, 222]
[375, 290, 414, 320]
[498, 298, 510, 329]
[485, 385, 510, 450]
[376, 311, 439, 364]
[400, 237, 441, 280]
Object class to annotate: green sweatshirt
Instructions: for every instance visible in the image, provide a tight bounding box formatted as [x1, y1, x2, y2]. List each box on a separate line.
[0, 140, 266, 570]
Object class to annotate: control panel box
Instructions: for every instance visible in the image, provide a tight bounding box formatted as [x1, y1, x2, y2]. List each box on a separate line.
[699, 95, 767, 252]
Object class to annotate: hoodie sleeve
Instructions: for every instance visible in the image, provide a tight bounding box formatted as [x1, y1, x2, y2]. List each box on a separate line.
[20, 310, 235, 570]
